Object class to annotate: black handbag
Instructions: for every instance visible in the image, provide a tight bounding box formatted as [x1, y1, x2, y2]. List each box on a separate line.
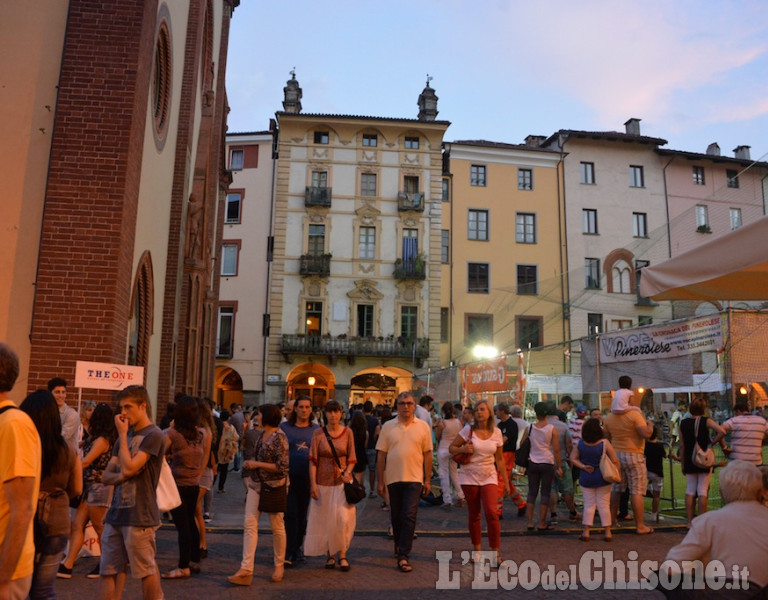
[253, 432, 287, 513]
[515, 425, 534, 470]
[323, 427, 366, 505]
[258, 478, 287, 513]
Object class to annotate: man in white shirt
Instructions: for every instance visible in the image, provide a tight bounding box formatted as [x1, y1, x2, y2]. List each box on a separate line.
[414, 395, 433, 431]
[48, 377, 80, 451]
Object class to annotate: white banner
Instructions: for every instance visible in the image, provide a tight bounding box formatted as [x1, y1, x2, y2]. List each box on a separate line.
[74, 361, 144, 390]
[599, 314, 722, 364]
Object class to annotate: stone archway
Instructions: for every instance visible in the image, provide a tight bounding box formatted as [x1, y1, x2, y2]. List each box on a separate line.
[348, 366, 413, 408]
[214, 365, 243, 410]
[286, 363, 336, 408]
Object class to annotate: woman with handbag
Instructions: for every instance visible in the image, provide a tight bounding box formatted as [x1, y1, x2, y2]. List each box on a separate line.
[569, 417, 620, 541]
[435, 402, 465, 509]
[228, 403, 289, 585]
[304, 401, 357, 572]
[449, 401, 509, 563]
[162, 395, 210, 579]
[20, 390, 82, 599]
[673, 398, 725, 528]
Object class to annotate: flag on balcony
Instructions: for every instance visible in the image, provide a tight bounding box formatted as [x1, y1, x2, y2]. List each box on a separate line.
[402, 236, 418, 263]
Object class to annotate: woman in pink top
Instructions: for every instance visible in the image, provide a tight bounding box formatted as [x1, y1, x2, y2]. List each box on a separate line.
[449, 401, 509, 563]
[304, 401, 357, 572]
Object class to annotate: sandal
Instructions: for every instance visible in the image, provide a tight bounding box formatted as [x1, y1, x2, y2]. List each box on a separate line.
[325, 557, 336, 569]
[162, 568, 190, 579]
[397, 558, 413, 573]
[338, 558, 351, 572]
[579, 535, 590, 542]
[537, 525, 555, 531]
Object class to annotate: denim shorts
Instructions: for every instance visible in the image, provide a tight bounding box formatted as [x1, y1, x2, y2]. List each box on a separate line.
[366, 449, 377, 472]
[86, 482, 112, 507]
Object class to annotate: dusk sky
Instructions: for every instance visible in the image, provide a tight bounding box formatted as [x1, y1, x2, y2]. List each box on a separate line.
[225, 0, 768, 161]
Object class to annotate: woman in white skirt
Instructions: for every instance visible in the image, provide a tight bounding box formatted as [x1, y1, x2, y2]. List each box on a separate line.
[304, 401, 357, 571]
[435, 402, 465, 508]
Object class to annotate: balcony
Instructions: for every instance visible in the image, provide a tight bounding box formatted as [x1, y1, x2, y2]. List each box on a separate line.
[393, 257, 426, 280]
[280, 335, 430, 366]
[299, 253, 331, 277]
[305, 186, 332, 207]
[397, 192, 424, 212]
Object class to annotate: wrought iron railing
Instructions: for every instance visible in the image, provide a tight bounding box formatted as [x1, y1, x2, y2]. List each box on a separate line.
[305, 186, 332, 207]
[299, 253, 331, 276]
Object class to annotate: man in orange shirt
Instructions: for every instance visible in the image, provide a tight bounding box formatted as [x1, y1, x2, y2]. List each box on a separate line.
[0, 343, 42, 600]
[603, 376, 654, 535]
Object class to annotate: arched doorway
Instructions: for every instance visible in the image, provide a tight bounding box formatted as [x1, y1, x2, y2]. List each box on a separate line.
[349, 366, 412, 408]
[286, 363, 336, 408]
[214, 365, 243, 410]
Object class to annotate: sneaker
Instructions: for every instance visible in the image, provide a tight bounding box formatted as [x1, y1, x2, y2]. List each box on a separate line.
[57, 564, 73, 579]
[517, 505, 527, 517]
[368, 491, 377, 499]
[284, 556, 294, 569]
[550, 513, 558, 525]
[296, 551, 306, 563]
[87, 564, 100, 579]
[569, 512, 582, 522]
[203, 513, 212, 522]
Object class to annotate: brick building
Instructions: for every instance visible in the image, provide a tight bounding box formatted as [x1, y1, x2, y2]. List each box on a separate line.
[0, 0, 238, 417]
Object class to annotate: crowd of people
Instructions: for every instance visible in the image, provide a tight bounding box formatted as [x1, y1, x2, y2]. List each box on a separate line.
[1, 339, 767, 598]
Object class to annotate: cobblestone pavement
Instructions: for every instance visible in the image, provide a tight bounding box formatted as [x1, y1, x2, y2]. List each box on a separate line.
[54, 473, 694, 599]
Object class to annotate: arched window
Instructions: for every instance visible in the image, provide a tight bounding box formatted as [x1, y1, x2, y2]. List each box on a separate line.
[128, 252, 154, 369]
[612, 263, 632, 293]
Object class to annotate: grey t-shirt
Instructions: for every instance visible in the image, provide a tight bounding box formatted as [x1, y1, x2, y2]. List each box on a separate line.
[106, 423, 165, 527]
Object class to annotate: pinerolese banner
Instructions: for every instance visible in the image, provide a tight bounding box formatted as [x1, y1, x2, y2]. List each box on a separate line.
[599, 314, 722, 364]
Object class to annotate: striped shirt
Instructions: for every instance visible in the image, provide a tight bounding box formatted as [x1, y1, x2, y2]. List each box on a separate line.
[568, 417, 585, 442]
[722, 415, 768, 465]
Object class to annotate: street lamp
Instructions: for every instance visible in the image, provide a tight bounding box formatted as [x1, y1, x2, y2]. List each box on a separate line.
[472, 345, 498, 360]
[308, 376, 316, 405]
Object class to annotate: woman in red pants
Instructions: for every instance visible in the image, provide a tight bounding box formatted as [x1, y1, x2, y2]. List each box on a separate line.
[449, 401, 510, 564]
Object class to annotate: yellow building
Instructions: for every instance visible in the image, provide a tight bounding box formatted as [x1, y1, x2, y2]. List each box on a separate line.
[442, 140, 568, 375]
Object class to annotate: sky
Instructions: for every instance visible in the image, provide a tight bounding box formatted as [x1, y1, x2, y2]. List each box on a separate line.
[225, 0, 768, 160]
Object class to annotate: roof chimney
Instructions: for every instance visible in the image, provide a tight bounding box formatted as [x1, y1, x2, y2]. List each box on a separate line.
[733, 145, 751, 160]
[282, 69, 302, 114]
[706, 143, 720, 156]
[624, 118, 641, 136]
[417, 75, 438, 122]
[524, 135, 546, 147]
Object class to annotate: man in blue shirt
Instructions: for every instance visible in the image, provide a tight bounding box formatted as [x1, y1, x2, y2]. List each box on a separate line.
[280, 395, 319, 567]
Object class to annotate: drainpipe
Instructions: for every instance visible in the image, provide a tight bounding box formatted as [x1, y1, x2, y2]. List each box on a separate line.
[557, 134, 571, 373]
[661, 157, 673, 259]
[262, 124, 278, 402]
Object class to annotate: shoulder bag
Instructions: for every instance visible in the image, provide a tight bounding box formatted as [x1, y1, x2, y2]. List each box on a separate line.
[156, 459, 182, 512]
[324, 427, 366, 505]
[452, 428, 472, 465]
[515, 425, 534, 470]
[255, 432, 288, 513]
[691, 416, 715, 469]
[599, 441, 622, 483]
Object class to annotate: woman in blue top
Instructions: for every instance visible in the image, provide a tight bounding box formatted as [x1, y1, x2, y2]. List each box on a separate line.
[569, 417, 619, 541]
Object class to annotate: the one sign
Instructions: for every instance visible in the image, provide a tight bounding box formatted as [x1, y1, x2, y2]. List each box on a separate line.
[599, 314, 722, 364]
[74, 361, 144, 390]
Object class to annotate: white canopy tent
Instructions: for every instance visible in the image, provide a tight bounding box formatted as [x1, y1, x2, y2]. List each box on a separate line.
[639, 215, 768, 301]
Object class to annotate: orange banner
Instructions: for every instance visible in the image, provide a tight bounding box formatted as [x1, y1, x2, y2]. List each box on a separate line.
[461, 357, 509, 395]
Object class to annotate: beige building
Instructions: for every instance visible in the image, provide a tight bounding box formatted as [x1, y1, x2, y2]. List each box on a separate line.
[442, 140, 568, 375]
[262, 75, 450, 407]
[216, 130, 275, 407]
